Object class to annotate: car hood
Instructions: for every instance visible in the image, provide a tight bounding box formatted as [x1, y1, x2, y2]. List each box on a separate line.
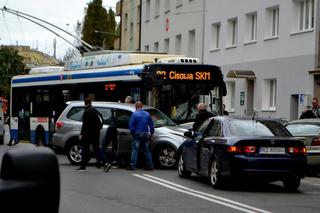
[153, 126, 189, 148]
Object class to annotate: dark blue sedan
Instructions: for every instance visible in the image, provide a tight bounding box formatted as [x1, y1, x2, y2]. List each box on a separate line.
[178, 117, 307, 191]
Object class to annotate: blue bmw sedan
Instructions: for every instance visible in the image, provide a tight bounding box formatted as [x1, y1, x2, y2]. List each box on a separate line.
[178, 117, 307, 191]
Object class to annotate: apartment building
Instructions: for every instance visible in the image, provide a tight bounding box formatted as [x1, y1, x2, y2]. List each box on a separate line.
[141, 0, 205, 59]
[116, 0, 141, 51]
[205, 0, 318, 120]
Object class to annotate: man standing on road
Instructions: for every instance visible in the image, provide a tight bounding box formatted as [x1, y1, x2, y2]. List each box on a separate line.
[128, 101, 154, 170]
[312, 97, 320, 118]
[193, 103, 214, 131]
[77, 98, 103, 171]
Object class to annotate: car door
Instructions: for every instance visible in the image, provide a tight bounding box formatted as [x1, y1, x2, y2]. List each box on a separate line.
[199, 119, 222, 174]
[114, 109, 132, 155]
[187, 118, 212, 170]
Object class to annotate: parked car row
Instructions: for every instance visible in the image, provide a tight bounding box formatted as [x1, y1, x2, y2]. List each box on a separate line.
[52, 101, 320, 191]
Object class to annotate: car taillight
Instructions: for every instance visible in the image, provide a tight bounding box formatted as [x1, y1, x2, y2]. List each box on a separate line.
[227, 146, 256, 154]
[55, 121, 64, 129]
[287, 147, 306, 154]
[311, 138, 320, 146]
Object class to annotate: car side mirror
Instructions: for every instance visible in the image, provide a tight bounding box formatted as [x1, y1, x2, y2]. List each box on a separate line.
[184, 130, 194, 139]
[0, 147, 60, 213]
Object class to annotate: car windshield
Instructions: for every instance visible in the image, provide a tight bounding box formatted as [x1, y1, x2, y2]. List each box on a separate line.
[229, 120, 274, 136]
[145, 108, 176, 127]
[258, 120, 292, 136]
[286, 124, 320, 135]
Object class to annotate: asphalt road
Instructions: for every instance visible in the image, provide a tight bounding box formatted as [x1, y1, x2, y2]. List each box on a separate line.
[1, 146, 320, 213]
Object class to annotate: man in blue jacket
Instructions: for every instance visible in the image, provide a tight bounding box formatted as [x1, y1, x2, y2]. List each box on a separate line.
[128, 101, 154, 170]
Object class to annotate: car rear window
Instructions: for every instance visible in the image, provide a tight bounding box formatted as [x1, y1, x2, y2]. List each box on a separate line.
[229, 120, 274, 136]
[286, 124, 320, 135]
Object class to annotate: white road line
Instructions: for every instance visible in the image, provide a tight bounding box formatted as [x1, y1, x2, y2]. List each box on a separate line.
[133, 174, 271, 213]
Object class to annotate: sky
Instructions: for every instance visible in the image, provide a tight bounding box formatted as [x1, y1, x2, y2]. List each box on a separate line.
[0, 0, 119, 60]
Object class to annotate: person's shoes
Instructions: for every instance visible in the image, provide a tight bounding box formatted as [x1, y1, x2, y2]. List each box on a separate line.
[104, 163, 112, 172]
[126, 166, 136, 171]
[76, 167, 86, 172]
[95, 162, 102, 169]
[144, 166, 154, 171]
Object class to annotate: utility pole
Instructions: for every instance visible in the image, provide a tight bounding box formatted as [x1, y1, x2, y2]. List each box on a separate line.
[53, 38, 56, 58]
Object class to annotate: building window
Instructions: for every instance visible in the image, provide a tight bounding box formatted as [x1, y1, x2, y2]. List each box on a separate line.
[176, 0, 183, 8]
[164, 38, 170, 53]
[154, 42, 159, 52]
[224, 82, 235, 112]
[145, 0, 150, 22]
[211, 22, 220, 50]
[129, 22, 134, 39]
[245, 12, 257, 43]
[265, 6, 279, 39]
[227, 18, 238, 47]
[188, 30, 195, 57]
[137, 5, 141, 24]
[145, 45, 149, 52]
[165, 0, 170, 13]
[124, 13, 128, 31]
[293, 0, 314, 32]
[155, 0, 160, 18]
[262, 79, 277, 110]
[175, 34, 182, 54]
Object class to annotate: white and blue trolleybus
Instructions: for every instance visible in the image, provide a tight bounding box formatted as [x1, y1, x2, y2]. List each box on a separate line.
[10, 51, 226, 145]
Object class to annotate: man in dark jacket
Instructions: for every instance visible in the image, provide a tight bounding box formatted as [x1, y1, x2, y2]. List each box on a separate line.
[77, 98, 103, 171]
[193, 103, 214, 131]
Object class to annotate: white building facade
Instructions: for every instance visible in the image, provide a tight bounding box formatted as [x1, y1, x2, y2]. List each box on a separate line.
[141, 0, 320, 121]
[141, 0, 205, 59]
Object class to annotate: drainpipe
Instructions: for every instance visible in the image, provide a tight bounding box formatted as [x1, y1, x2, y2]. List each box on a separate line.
[201, 0, 206, 63]
[139, 0, 142, 51]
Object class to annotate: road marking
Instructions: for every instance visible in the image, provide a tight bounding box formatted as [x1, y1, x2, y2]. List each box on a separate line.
[133, 174, 271, 213]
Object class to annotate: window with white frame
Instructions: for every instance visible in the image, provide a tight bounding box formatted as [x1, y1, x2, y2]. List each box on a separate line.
[293, 0, 314, 32]
[164, 38, 170, 53]
[145, 0, 150, 22]
[262, 79, 277, 110]
[154, 42, 159, 52]
[227, 18, 238, 47]
[145, 45, 149, 52]
[155, 0, 160, 18]
[175, 34, 182, 54]
[188, 30, 195, 57]
[223, 82, 235, 112]
[211, 22, 220, 50]
[124, 13, 128, 31]
[176, 0, 183, 8]
[165, 0, 170, 13]
[265, 6, 279, 38]
[245, 12, 257, 42]
[129, 22, 134, 39]
[137, 5, 141, 23]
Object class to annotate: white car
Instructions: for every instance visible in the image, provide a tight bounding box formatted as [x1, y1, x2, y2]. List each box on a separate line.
[52, 101, 188, 169]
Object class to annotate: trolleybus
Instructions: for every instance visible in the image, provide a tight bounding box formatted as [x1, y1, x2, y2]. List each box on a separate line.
[10, 51, 226, 145]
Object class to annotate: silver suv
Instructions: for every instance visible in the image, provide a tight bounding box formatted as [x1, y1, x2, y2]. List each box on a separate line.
[52, 101, 187, 169]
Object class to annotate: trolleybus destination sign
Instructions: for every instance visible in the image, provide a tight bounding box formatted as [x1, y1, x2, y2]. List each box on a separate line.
[155, 70, 211, 81]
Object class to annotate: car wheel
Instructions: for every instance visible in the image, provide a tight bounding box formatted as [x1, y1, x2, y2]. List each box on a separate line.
[154, 145, 177, 169]
[209, 158, 224, 189]
[178, 153, 191, 178]
[67, 142, 83, 165]
[282, 176, 301, 191]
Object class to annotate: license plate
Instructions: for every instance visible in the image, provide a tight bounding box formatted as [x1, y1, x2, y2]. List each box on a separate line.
[259, 147, 285, 154]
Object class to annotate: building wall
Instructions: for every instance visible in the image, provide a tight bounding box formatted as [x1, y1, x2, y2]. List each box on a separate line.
[119, 0, 141, 51]
[141, 0, 204, 59]
[205, 0, 317, 120]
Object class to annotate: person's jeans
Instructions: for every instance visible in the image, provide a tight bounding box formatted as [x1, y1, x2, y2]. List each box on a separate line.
[130, 133, 153, 168]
